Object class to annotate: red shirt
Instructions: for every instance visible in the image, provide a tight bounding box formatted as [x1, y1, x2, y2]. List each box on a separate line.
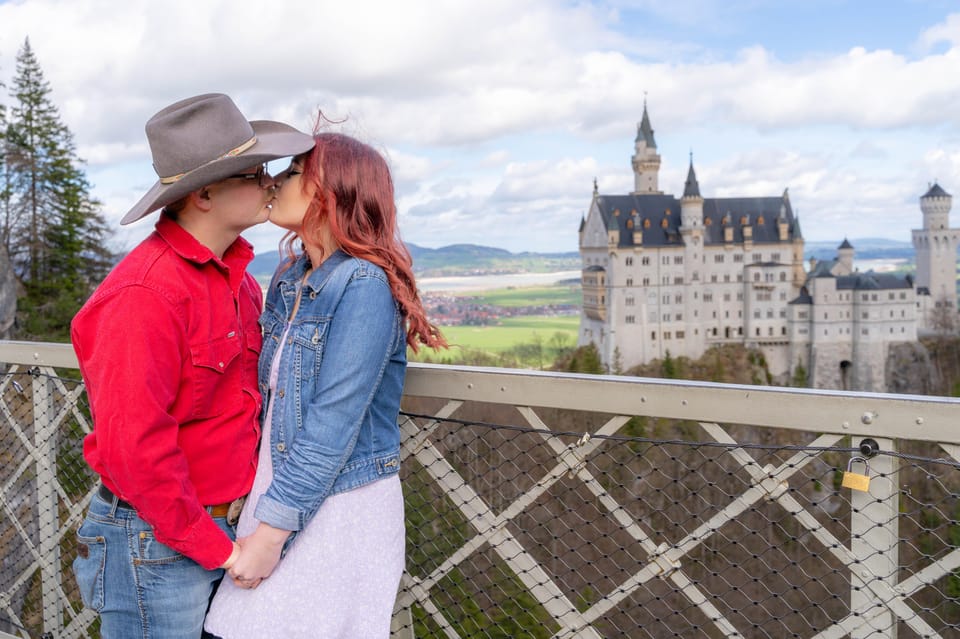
[71, 216, 262, 569]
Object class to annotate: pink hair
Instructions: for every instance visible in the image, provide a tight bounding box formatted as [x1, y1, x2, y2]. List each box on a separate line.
[281, 132, 445, 352]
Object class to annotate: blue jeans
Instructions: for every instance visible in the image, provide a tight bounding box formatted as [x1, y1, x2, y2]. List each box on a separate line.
[72, 492, 235, 639]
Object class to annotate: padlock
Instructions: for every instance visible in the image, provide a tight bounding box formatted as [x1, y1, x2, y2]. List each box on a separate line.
[842, 456, 871, 492]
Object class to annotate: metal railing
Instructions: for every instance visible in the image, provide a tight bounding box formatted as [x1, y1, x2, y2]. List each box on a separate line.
[1, 340, 960, 638]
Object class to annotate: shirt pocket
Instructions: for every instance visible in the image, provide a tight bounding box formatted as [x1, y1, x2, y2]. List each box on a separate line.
[189, 335, 242, 418]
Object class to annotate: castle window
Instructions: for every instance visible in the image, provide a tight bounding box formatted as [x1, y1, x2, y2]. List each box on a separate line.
[705, 217, 713, 226]
[724, 293, 731, 302]
[642, 277, 650, 286]
[675, 295, 682, 303]
[676, 313, 683, 321]
[627, 219, 634, 229]
[753, 273, 761, 282]
[665, 208, 671, 216]
[715, 254, 724, 263]
[674, 277, 683, 285]
[664, 331, 671, 339]
[734, 254, 744, 263]
[674, 256, 683, 264]
[771, 252, 781, 261]
[626, 297, 635, 306]
[862, 293, 868, 301]
[626, 277, 633, 286]
[779, 272, 786, 281]
[625, 256, 633, 266]
[661, 218, 669, 228]
[724, 274, 731, 283]
[737, 292, 743, 301]
[704, 293, 713, 302]
[676, 330, 685, 339]
[614, 209, 621, 216]
[642, 256, 650, 265]
[758, 216, 765, 225]
[662, 255, 670, 265]
[643, 219, 651, 229]
[663, 294, 670, 304]
[753, 253, 762, 263]
[651, 331, 657, 340]
[625, 315, 635, 324]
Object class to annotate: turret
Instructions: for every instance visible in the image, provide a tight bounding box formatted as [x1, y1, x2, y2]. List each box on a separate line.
[920, 183, 953, 230]
[680, 154, 703, 231]
[631, 101, 662, 194]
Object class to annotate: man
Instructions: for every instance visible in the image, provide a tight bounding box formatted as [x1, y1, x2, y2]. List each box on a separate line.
[70, 93, 314, 638]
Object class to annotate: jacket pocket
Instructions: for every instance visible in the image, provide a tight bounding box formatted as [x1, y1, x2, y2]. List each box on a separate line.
[73, 533, 106, 611]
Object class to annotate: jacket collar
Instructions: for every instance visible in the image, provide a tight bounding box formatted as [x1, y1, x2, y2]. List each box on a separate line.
[276, 249, 352, 293]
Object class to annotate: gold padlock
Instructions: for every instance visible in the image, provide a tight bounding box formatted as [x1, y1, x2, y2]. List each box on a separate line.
[842, 456, 871, 492]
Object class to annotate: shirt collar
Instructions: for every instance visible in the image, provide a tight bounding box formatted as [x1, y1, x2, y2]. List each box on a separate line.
[154, 214, 254, 272]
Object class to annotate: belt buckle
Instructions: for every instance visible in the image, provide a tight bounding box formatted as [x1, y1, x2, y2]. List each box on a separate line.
[226, 496, 246, 526]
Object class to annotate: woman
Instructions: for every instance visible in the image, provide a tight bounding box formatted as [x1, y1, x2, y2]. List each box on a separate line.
[204, 132, 445, 638]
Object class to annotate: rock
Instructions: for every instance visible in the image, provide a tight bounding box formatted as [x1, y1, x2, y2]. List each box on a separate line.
[0, 245, 16, 339]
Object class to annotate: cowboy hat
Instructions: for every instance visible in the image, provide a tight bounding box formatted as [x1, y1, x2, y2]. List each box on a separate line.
[121, 93, 315, 225]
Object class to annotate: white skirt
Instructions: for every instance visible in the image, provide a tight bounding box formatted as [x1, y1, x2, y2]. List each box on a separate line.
[204, 474, 405, 639]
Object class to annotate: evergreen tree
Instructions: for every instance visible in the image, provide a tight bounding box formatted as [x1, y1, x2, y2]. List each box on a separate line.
[5, 38, 113, 338]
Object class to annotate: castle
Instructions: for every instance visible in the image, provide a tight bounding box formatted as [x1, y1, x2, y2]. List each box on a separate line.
[577, 104, 957, 391]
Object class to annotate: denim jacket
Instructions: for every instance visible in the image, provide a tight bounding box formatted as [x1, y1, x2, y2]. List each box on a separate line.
[253, 250, 405, 537]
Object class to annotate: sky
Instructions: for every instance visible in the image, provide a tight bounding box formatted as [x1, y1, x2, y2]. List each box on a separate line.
[1, 0, 959, 256]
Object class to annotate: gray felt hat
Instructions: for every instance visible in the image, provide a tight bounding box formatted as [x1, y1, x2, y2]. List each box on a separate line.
[121, 93, 315, 225]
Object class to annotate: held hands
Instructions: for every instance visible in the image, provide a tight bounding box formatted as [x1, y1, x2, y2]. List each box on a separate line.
[226, 523, 291, 589]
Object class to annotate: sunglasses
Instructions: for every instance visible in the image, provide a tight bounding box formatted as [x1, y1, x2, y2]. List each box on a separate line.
[225, 164, 271, 189]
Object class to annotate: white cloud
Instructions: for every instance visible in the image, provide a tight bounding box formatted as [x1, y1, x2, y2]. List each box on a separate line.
[0, 1, 958, 254]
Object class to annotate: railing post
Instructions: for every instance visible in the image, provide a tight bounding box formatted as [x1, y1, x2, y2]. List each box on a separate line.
[849, 436, 898, 639]
[32, 370, 62, 635]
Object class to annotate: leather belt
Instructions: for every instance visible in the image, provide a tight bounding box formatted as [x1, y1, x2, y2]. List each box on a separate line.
[98, 484, 232, 519]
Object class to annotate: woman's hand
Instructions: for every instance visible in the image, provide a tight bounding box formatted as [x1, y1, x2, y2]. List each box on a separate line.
[227, 523, 291, 588]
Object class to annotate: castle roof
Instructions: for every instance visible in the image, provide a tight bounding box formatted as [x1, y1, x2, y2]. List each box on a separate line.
[635, 103, 657, 149]
[838, 238, 853, 250]
[592, 193, 801, 248]
[683, 158, 701, 198]
[922, 183, 951, 199]
[835, 271, 913, 291]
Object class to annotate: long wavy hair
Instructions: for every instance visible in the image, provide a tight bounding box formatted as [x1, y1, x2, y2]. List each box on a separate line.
[280, 132, 445, 352]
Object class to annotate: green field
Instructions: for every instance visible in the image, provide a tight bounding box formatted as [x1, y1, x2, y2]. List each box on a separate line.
[463, 285, 581, 307]
[436, 315, 579, 352]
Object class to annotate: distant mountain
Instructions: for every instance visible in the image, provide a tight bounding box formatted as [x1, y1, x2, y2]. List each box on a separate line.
[248, 243, 581, 280]
[249, 238, 912, 282]
[804, 238, 914, 262]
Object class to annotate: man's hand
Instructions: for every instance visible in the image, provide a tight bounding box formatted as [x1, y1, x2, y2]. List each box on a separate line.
[227, 523, 290, 588]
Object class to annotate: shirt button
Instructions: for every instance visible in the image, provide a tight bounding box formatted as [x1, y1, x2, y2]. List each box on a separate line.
[276, 443, 286, 452]
[218, 362, 224, 368]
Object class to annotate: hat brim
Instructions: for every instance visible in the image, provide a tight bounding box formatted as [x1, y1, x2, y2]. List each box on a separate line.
[120, 120, 315, 225]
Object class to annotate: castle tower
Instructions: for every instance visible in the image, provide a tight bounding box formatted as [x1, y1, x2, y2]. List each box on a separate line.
[631, 101, 661, 194]
[912, 183, 960, 319]
[836, 238, 854, 276]
[680, 154, 703, 231]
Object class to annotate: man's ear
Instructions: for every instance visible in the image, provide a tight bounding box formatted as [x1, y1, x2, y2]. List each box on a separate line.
[189, 188, 213, 211]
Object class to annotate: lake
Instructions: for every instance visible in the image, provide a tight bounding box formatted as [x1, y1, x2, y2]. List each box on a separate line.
[417, 270, 581, 292]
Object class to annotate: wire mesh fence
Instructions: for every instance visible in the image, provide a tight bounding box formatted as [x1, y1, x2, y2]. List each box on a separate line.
[1, 365, 959, 638]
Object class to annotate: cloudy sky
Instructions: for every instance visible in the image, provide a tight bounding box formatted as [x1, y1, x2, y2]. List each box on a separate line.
[1, 0, 958, 256]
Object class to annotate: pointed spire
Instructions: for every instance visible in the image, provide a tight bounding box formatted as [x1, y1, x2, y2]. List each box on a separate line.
[683, 152, 701, 198]
[635, 98, 657, 149]
[593, 177, 598, 196]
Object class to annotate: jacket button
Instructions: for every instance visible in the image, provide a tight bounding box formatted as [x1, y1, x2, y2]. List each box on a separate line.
[276, 443, 286, 452]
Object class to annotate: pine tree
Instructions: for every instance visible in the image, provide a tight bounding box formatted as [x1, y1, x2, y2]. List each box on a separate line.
[5, 38, 114, 338]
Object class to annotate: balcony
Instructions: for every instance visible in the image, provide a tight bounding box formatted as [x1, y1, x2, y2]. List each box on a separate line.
[1, 339, 960, 638]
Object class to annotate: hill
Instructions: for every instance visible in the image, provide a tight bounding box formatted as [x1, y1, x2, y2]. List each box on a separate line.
[249, 243, 581, 280]
[249, 238, 915, 282]
[803, 238, 913, 262]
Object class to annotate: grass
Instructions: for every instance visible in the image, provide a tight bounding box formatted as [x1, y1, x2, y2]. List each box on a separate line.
[421, 315, 579, 356]
[461, 285, 581, 308]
